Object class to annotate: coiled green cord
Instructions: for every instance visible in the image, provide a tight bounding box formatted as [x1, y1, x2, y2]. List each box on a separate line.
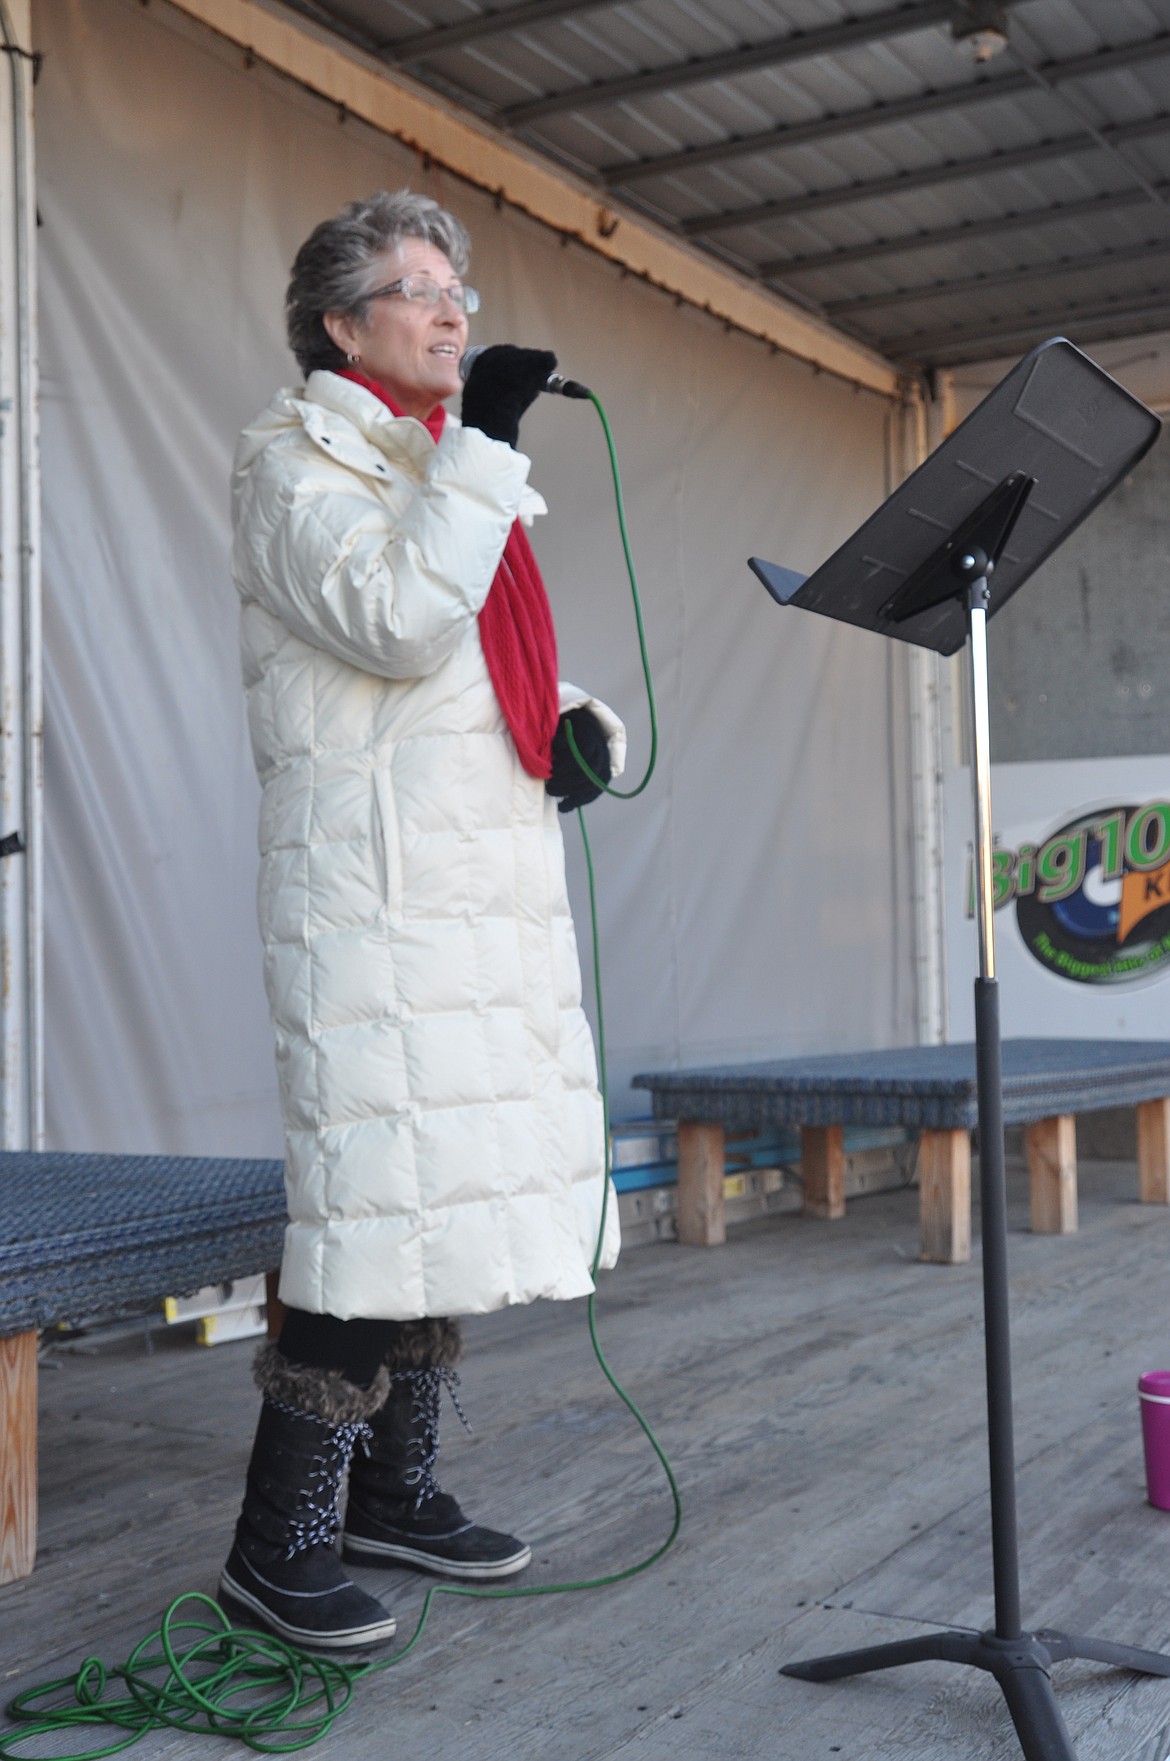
[2, 391, 675, 1758]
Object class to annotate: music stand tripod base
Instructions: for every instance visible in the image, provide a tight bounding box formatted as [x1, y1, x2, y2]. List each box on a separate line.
[782, 1629, 1170, 1761]
[749, 339, 1167, 1761]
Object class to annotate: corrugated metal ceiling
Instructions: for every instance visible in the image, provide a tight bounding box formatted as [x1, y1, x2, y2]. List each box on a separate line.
[286, 0, 1170, 369]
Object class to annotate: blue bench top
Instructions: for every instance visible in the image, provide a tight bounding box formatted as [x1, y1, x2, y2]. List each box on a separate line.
[0, 1152, 287, 1337]
[632, 1039, 1170, 1132]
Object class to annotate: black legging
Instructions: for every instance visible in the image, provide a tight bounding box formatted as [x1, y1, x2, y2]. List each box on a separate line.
[278, 1310, 415, 1388]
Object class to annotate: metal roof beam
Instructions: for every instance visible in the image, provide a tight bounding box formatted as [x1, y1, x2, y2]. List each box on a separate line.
[890, 291, 1170, 364]
[386, 0, 613, 66]
[760, 186, 1170, 277]
[610, 73, 1025, 187]
[681, 114, 1170, 237]
[910, 308, 1170, 364]
[501, 0, 1031, 127]
[602, 33, 1170, 188]
[824, 236, 1170, 318]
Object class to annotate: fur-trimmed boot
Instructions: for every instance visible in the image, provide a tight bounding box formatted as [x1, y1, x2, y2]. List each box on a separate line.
[342, 1320, 531, 1581]
[218, 1345, 398, 1650]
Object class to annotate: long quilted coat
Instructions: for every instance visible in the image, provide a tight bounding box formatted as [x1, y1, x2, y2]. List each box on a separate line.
[232, 371, 624, 1321]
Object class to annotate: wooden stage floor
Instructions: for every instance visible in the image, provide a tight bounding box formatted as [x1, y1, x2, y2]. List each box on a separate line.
[5, 1156, 1170, 1759]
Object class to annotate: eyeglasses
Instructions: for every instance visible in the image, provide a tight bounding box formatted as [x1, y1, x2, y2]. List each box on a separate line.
[364, 275, 480, 315]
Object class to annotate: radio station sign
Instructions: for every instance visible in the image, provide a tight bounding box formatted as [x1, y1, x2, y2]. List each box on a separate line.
[967, 799, 1170, 986]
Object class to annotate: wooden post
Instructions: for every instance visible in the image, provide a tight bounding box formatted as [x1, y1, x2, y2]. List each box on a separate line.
[1026, 1114, 1078, 1234]
[676, 1122, 726, 1247]
[1137, 1098, 1170, 1205]
[0, 1330, 37, 1585]
[918, 1129, 971, 1264]
[802, 1125, 845, 1220]
[265, 1269, 287, 1341]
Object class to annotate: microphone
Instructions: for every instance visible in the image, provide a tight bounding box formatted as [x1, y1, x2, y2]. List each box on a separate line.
[459, 345, 591, 401]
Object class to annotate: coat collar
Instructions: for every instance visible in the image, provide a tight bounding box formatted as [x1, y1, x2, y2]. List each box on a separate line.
[235, 372, 546, 521]
[298, 370, 444, 476]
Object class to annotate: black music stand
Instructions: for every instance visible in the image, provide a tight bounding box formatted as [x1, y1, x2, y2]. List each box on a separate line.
[749, 339, 1168, 1761]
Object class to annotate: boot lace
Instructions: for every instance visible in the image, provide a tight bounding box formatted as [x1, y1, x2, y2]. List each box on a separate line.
[270, 1401, 373, 1556]
[393, 1366, 472, 1510]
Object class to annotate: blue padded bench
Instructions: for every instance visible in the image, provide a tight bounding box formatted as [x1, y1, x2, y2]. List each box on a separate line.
[633, 1039, 1170, 1264]
[0, 1151, 286, 1585]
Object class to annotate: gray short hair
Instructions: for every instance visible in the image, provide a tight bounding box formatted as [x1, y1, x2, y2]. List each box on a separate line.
[286, 189, 472, 376]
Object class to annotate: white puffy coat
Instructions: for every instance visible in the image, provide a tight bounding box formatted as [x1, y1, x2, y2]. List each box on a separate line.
[232, 371, 623, 1320]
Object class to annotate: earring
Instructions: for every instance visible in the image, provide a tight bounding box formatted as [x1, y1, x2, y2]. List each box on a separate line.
[346, 352, 360, 365]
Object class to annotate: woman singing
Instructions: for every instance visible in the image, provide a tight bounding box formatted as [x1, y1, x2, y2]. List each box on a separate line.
[221, 189, 624, 1649]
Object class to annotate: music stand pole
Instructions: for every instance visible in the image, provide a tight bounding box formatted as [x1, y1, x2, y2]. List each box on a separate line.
[964, 557, 1022, 1644]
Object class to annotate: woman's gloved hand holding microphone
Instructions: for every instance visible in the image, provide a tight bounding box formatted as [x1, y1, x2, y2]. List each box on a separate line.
[460, 344, 557, 448]
[462, 344, 613, 812]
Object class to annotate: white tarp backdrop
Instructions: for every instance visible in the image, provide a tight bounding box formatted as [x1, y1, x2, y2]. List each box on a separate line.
[35, 0, 913, 1156]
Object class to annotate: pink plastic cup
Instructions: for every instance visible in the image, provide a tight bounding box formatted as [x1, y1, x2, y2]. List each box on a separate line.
[1139, 1371, 1170, 1509]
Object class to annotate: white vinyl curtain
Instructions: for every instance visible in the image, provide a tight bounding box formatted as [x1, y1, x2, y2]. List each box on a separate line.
[35, 0, 913, 1154]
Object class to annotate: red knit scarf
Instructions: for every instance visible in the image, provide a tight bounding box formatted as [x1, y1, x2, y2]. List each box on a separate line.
[337, 370, 559, 779]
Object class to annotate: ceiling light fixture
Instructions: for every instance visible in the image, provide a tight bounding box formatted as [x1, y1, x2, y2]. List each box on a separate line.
[951, 1, 1010, 63]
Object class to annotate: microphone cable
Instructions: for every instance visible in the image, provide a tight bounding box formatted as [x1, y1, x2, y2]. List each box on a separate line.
[1, 388, 675, 1759]
[566, 394, 658, 801]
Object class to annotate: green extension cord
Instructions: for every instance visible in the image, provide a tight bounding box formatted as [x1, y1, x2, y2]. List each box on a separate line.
[2, 391, 677, 1758]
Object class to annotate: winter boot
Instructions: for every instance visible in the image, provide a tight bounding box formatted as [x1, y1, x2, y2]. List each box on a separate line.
[342, 1325, 530, 1581]
[218, 1345, 398, 1651]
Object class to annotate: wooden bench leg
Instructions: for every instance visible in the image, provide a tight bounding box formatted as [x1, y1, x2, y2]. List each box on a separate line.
[1, 1330, 37, 1585]
[1027, 1114, 1077, 1234]
[802, 1125, 845, 1220]
[677, 1122, 726, 1246]
[1138, 1098, 1170, 1205]
[918, 1129, 971, 1264]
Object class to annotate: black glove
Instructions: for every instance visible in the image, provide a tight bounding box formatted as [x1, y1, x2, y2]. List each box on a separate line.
[546, 708, 612, 813]
[461, 345, 557, 447]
